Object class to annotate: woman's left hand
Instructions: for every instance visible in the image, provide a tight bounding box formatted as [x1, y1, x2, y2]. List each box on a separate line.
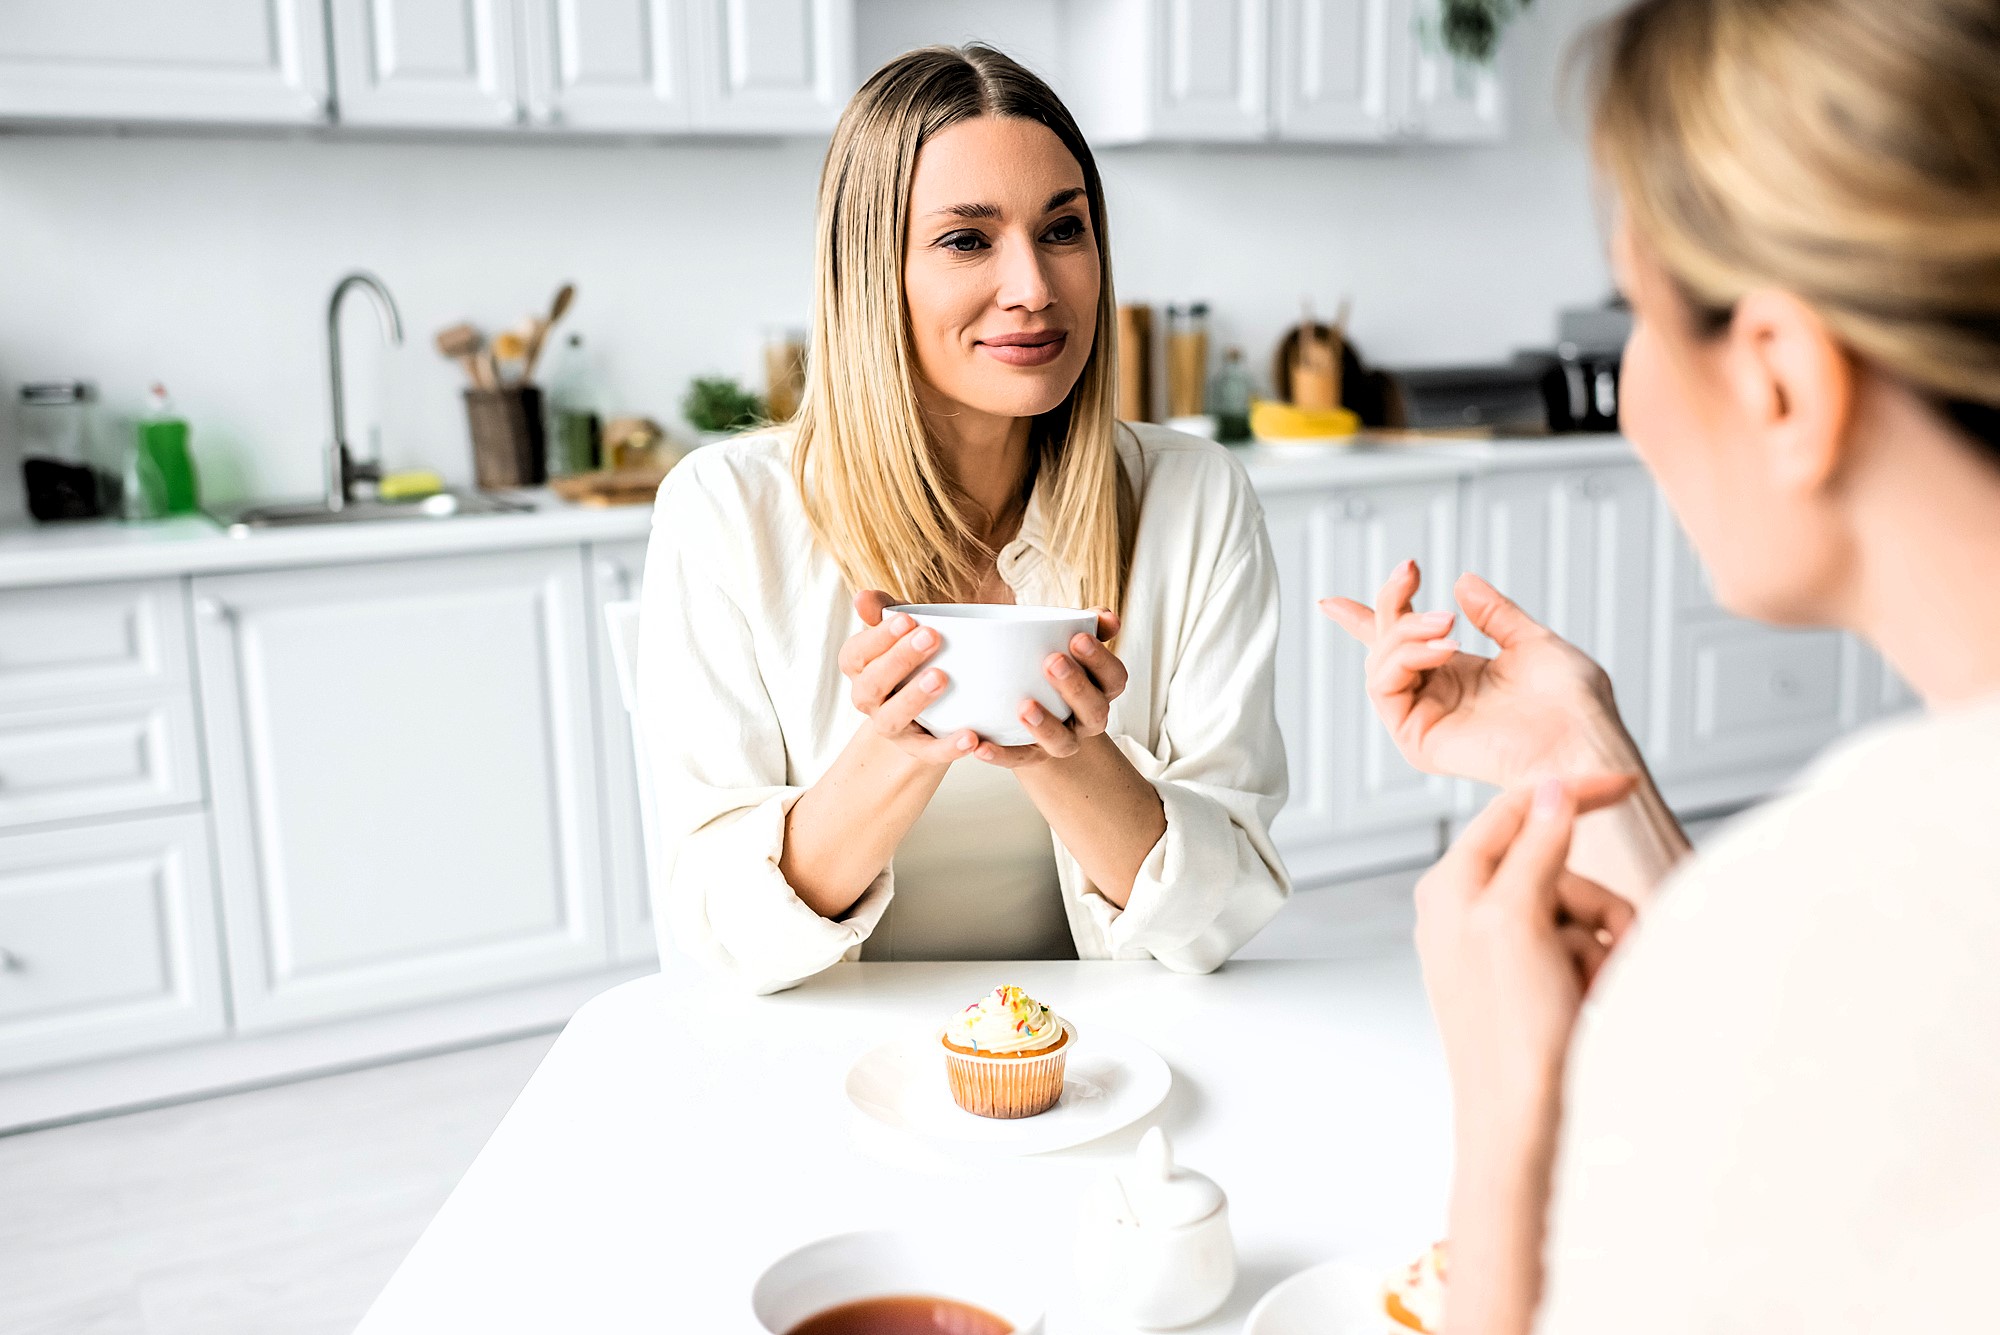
[974, 609, 1128, 769]
[1418, 776, 1640, 1137]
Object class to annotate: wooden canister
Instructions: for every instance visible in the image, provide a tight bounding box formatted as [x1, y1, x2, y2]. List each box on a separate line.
[465, 386, 548, 489]
[1117, 304, 1155, 422]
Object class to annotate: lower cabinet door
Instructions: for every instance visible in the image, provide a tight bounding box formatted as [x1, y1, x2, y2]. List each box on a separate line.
[1654, 619, 1849, 805]
[589, 539, 657, 965]
[192, 549, 610, 1031]
[0, 813, 227, 1075]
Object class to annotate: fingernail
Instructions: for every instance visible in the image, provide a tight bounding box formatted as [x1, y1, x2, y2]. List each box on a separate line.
[1072, 634, 1095, 654]
[1024, 703, 1045, 725]
[1429, 639, 1459, 653]
[1420, 610, 1454, 625]
[1049, 655, 1073, 678]
[889, 614, 913, 634]
[923, 669, 945, 690]
[1533, 778, 1566, 819]
[911, 627, 936, 649]
[957, 733, 975, 751]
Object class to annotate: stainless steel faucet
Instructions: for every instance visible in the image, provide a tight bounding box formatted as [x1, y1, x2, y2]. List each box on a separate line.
[325, 271, 404, 511]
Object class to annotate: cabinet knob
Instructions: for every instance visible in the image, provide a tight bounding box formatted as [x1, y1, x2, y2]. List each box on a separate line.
[1341, 496, 1374, 521]
[195, 598, 232, 623]
[0, 949, 21, 973]
[598, 561, 633, 598]
[1573, 475, 1609, 501]
[1770, 670, 1800, 698]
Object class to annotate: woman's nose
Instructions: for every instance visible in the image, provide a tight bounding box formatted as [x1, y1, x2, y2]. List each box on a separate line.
[994, 235, 1055, 312]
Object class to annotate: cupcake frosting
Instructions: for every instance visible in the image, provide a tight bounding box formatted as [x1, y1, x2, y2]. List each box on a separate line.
[945, 985, 1062, 1054]
[1383, 1242, 1448, 1333]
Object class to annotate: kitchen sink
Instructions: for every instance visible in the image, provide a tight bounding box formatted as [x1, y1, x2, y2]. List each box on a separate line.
[219, 490, 533, 534]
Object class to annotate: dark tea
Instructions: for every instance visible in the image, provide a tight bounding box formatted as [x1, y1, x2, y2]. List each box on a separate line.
[786, 1294, 1013, 1335]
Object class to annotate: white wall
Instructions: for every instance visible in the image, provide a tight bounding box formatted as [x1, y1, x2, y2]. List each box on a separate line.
[0, 0, 1620, 510]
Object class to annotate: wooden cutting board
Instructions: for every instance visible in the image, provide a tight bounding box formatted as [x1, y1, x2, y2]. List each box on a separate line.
[549, 467, 669, 508]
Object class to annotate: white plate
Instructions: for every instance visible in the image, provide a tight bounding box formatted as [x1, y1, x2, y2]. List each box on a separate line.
[845, 1025, 1171, 1156]
[1245, 1256, 1402, 1335]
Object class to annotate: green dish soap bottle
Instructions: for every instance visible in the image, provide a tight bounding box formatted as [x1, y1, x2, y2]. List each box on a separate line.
[135, 383, 199, 516]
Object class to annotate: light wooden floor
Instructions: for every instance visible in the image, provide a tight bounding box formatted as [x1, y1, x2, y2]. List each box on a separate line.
[0, 1031, 559, 1335]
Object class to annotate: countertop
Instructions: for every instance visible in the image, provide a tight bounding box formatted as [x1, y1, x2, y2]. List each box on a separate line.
[0, 434, 1633, 590]
[357, 951, 1450, 1334]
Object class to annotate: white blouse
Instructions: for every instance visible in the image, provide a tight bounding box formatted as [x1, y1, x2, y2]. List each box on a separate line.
[635, 422, 1291, 994]
[1538, 692, 2000, 1331]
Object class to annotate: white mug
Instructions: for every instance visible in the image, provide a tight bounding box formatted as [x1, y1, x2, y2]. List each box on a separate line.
[752, 1229, 1045, 1334]
[888, 603, 1100, 748]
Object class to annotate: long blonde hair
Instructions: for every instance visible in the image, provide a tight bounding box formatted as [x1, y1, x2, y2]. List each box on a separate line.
[1586, 0, 2000, 456]
[790, 45, 1134, 609]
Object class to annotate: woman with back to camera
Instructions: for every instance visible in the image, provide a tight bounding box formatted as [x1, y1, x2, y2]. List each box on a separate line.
[636, 45, 1288, 994]
[1319, 0, 2000, 1328]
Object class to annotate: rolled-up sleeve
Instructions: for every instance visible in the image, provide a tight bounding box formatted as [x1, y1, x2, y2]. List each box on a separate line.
[1073, 527, 1292, 969]
[635, 471, 889, 994]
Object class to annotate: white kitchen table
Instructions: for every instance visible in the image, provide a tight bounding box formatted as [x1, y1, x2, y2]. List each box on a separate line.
[357, 951, 1452, 1333]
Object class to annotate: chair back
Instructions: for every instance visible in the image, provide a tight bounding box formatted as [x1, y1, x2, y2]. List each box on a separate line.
[603, 600, 669, 953]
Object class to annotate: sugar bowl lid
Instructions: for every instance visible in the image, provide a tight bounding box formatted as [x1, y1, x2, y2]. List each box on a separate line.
[1086, 1127, 1225, 1230]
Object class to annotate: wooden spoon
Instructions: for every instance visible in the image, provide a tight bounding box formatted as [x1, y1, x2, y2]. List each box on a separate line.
[519, 282, 575, 384]
[435, 323, 493, 389]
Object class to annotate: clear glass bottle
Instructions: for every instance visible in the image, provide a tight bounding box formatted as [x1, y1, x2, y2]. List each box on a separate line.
[19, 381, 111, 522]
[1209, 347, 1254, 444]
[544, 333, 602, 477]
[1165, 303, 1211, 419]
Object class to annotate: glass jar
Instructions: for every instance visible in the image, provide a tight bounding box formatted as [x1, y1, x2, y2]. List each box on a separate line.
[19, 381, 114, 521]
[1165, 303, 1211, 419]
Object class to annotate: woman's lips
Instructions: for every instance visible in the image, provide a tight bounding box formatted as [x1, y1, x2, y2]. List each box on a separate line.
[978, 332, 1068, 367]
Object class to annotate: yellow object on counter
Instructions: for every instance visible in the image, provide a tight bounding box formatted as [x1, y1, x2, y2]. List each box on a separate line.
[378, 469, 446, 501]
[1249, 399, 1361, 441]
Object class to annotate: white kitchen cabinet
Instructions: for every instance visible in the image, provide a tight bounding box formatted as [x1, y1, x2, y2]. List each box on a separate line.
[0, 813, 227, 1075]
[1066, 0, 1271, 144]
[1393, 0, 1504, 142]
[1461, 462, 1655, 745]
[1267, 475, 1460, 886]
[684, 0, 855, 132]
[1273, 0, 1394, 142]
[0, 0, 330, 124]
[523, 0, 695, 131]
[328, 0, 525, 128]
[589, 540, 656, 963]
[191, 549, 609, 1031]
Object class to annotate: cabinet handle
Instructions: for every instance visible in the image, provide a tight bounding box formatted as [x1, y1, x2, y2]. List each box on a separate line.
[1770, 670, 1800, 698]
[598, 561, 633, 599]
[195, 598, 233, 623]
[1341, 497, 1374, 521]
[0, 949, 21, 973]
[1573, 475, 1609, 501]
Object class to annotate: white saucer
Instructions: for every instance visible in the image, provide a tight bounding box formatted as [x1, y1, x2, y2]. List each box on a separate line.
[1245, 1256, 1402, 1335]
[845, 1025, 1171, 1156]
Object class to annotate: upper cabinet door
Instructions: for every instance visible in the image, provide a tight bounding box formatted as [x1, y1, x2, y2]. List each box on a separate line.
[328, 0, 524, 128]
[0, 0, 330, 124]
[1393, 0, 1504, 141]
[1273, 0, 1392, 142]
[685, 0, 854, 133]
[1151, 0, 1269, 140]
[522, 0, 693, 131]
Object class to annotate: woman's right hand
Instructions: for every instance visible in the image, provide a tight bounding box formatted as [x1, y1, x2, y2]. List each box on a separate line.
[840, 590, 981, 766]
[1318, 562, 1640, 791]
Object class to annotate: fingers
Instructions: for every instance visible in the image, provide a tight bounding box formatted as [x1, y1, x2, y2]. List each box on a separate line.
[838, 606, 915, 678]
[1366, 611, 1460, 701]
[1490, 779, 1577, 911]
[1560, 923, 1613, 990]
[1067, 632, 1129, 704]
[1444, 783, 1538, 881]
[1373, 559, 1422, 640]
[1318, 596, 1376, 645]
[852, 590, 896, 628]
[1092, 608, 1123, 642]
[987, 701, 1075, 764]
[1453, 573, 1546, 651]
[1043, 654, 1110, 735]
[1570, 771, 1640, 814]
[868, 664, 948, 733]
[850, 622, 944, 711]
[1554, 869, 1636, 944]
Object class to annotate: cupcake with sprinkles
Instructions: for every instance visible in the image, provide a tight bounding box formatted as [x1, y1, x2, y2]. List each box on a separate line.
[940, 984, 1075, 1119]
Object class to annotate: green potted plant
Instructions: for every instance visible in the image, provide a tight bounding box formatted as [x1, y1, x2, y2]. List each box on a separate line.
[681, 376, 767, 446]
[1432, 0, 1532, 65]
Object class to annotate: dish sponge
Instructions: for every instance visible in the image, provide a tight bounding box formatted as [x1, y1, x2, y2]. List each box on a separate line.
[1250, 399, 1361, 441]
[378, 470, 446, 502]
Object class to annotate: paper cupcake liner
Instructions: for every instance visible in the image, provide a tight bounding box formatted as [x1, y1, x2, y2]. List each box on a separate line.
[941, 1020, 1074, 1119]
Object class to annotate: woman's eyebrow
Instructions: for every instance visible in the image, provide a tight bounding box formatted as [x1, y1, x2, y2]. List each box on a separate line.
[931, 201, 1001, 220]
[1043, 187, 1085, 212]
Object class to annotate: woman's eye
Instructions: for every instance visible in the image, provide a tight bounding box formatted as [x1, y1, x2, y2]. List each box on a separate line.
[1043, 216, 1087, 244]
[938, 230, 988, 253]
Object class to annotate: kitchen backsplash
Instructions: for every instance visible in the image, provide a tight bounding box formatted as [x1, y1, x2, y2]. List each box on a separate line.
[0, 0, 1621, 509]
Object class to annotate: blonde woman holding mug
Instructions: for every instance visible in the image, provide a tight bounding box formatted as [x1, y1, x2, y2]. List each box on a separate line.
[637, 46, 1288, 994]
[1319, 0, 2000, 1328]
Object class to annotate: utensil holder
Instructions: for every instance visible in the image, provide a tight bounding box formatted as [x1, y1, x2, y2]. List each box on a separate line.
[464, 386, 547, 489]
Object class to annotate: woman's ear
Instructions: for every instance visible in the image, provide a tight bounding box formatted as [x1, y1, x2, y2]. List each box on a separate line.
[1725, 288, 1856, 496]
